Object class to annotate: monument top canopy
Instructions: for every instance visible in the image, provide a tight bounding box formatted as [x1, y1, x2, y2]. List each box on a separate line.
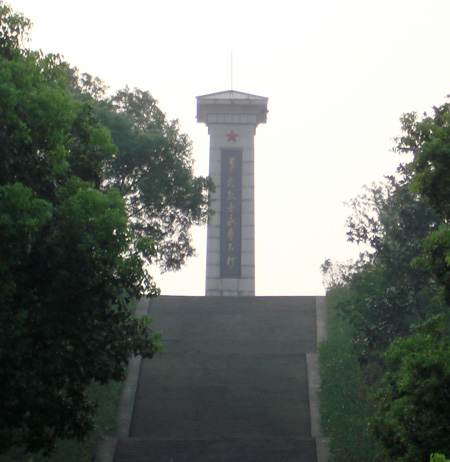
[197, 90, 268, 126]
[197, 90, 268, 102]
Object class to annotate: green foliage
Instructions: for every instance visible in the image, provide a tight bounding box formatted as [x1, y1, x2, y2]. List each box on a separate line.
[0, 2, 31, 57]
[0, 18, 116, 197]
[357, 98, 450, 462]
[396, 103, 450, 304]
[0, 3, 161, 455]
[0, 380, 122, 462]
[371, 316, 450, 462]
[395, 105, 450, 221]
[322, 176, 443, 367]
[31, 380, 122, 462]
[321, 149, 448, 460]
[319, 287, 384, 462]
[349, 99, 450, 462]
[70, 75, 214, 271]
[431, 455, 450, 462]
[413, 223, 450, 305]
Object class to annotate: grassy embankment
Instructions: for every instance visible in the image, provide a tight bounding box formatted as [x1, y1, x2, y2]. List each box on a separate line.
[319, 287, 384, 462]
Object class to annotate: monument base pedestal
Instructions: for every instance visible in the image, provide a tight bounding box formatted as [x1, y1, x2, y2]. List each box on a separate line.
[205, 277, 255, 296]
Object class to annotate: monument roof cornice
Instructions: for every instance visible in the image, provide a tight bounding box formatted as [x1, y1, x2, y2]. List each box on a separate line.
[197, 89, 268, 126]
[197, 90, 268, 102]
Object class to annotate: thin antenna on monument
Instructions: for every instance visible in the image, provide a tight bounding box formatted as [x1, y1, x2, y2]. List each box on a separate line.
[231, 50, 233, 90]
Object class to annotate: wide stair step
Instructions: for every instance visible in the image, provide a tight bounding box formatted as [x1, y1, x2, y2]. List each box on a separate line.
[114, 437, 317, 462]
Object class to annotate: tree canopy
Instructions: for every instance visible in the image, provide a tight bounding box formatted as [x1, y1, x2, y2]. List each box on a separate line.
[371, 316, 450, 462]
[0, 3, 200, 454]
[70, 73, 213, 272]
[322, 175, 443, 368]
[395, 103, 450, 305]
[320, 99, 450, 461]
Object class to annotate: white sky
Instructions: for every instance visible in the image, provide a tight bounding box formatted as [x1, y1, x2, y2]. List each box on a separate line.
[10, 0, 450, 296]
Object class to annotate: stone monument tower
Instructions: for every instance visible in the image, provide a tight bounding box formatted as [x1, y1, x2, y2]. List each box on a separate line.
[197, 90, 268, 296]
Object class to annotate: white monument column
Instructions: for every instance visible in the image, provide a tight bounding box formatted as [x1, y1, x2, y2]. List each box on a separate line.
[197, 90, 268, 296]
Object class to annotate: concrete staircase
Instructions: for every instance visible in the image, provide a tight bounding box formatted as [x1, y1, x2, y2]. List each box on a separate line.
[114, 438, 317, 461]
[108, 296, 326, 462]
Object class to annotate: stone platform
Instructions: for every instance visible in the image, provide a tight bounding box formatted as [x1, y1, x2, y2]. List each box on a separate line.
[99, 295, 328, 462]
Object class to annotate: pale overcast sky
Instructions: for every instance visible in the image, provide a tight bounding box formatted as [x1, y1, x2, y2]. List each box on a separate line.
[10, 0, 450, 295]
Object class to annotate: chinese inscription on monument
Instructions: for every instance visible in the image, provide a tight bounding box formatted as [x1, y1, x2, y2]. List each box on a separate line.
[220, 149, 242, 278]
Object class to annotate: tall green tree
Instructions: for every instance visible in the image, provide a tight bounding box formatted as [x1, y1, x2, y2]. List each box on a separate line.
[365, 99, 450, 462]
[320, 175, 446, 461]
[322, 175, 442, 367]
[70, 73, 213, 271]
[321, 99, 450, 462]
[395, 103, 450, 304]
[0, 4, 160, 454]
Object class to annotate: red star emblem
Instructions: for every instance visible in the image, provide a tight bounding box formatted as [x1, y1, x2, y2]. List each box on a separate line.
[226, 130, 238, 142]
